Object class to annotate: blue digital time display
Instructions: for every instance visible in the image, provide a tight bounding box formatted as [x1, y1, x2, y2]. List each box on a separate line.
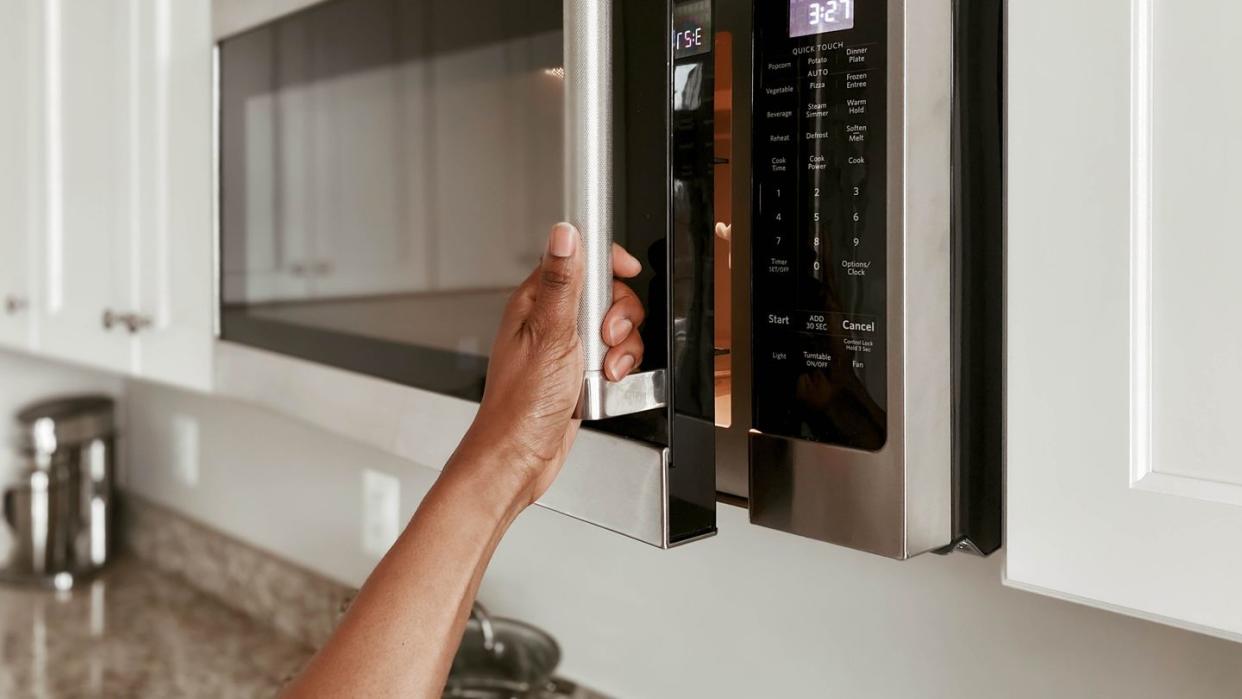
[789, 0, 855, 38]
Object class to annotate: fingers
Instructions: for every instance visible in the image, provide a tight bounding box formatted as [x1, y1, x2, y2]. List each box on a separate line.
[605, 333, 644, 381]
[602, 280, 644, 346]
[526, 223, 584, 340]
[602, 279, 644, 381]
[611, 243, 642, 279]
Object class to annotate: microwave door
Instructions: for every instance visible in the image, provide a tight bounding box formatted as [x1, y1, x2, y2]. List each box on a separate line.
[212, 0, 715, 549]
[562, 0, 718, 547]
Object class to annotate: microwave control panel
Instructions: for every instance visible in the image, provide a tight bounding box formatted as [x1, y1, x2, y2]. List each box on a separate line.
[751, 0, 888, 450]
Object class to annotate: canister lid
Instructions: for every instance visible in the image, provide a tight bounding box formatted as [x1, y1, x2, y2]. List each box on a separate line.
[17, 395, 116, 453]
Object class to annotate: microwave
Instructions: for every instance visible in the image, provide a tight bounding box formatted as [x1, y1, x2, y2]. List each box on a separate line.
[214, 0, 1002, 558]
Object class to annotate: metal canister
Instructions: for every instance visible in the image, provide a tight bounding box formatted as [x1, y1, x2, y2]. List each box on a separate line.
[0, 396, 116, 588]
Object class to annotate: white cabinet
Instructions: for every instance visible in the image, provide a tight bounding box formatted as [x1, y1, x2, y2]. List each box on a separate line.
[0, 0, 40, 350]
[1007, 0, 1242, 640]
[129, 0, 214, 389]
[38, 0, 133, 372]
[12, 0, 213, 390]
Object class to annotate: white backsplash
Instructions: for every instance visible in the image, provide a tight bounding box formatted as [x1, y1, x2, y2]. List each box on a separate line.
[119, 378, 1242, 699]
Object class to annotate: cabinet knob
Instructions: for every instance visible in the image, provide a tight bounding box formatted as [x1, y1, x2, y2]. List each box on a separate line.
[122, 313, 153, 334]
[4, 295, 28, 315]
[102, 310, 153, 334]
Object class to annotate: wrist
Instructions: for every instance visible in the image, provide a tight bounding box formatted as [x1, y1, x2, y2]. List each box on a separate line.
[442, 434, 540, 523]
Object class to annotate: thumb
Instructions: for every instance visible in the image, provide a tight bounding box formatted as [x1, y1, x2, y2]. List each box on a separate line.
[528, 222, 584, 339]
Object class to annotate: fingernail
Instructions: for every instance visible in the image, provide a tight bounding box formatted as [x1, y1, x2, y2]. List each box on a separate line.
[609, 318, 633, 344]
[612, 354, 635, 379]
[549, 223, 577, 258]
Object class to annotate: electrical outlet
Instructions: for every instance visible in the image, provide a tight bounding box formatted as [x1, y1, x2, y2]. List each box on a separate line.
[361, 469, 401, 557]
[171, 414, 200, 487]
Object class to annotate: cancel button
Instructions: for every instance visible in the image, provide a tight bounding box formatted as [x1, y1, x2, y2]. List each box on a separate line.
[841, 318, 876, 333]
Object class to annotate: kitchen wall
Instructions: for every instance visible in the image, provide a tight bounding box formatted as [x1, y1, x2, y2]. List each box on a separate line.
[121, 379, 1242, 699]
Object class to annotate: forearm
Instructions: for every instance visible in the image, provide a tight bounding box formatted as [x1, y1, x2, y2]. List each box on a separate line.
[283, 447, 527, 698]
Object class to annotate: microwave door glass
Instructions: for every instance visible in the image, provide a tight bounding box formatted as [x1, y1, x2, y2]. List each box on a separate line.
[220, 0, 567, 401]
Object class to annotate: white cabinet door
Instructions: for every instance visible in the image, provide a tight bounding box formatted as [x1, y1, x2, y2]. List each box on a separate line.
[0, 0, 39, 350]
[130, 0, 213, 390]
[1007, 0, 1242, 640]
[35, 0, 213, 389]
[38, 0, 132, 371]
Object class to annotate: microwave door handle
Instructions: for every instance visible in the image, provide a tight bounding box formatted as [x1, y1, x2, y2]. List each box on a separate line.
[565, 0, 666, 420]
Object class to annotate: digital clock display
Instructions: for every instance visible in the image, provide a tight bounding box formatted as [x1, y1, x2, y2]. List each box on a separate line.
[674, 0, 712, 59]
[789, 0, 855, 37]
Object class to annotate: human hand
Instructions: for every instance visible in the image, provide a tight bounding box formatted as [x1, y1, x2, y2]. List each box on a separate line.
[452, 223, 645, 509]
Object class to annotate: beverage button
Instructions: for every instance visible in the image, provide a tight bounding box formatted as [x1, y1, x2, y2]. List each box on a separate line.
[763, 104, 797, 124]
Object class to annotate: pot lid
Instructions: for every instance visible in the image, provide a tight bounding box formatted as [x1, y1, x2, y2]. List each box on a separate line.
[446, 604, 561, 698]
[16, 395, 116, 453]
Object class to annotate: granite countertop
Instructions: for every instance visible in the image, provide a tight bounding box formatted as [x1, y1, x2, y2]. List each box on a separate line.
[0, 557, 313, 698]
[0, 498, 610, 699]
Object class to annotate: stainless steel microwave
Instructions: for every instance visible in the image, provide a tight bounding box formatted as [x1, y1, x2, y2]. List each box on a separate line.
[214, 0, 1003, 558]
